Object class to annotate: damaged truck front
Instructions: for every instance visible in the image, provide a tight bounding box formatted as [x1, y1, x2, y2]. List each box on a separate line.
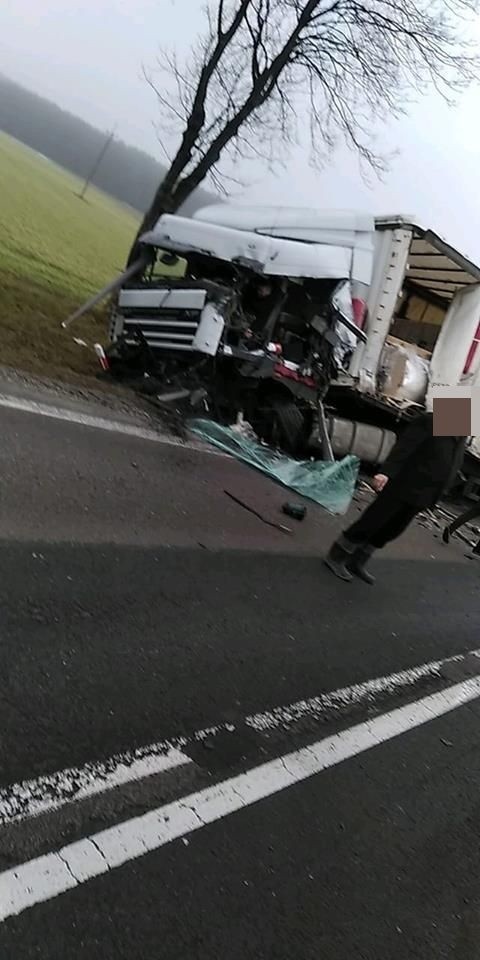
[104, 204, 480, 488]
[189, 206, 480, 484]
[106, 212, 374, 456]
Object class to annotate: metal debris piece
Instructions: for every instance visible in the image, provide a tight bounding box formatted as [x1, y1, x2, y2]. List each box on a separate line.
[224, 490, 292, 534]
[282, 502, 307, 521]
[155, 389, 192, 404]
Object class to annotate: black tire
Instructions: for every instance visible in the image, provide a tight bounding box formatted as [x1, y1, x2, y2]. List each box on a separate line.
[272, 401, 307, 456]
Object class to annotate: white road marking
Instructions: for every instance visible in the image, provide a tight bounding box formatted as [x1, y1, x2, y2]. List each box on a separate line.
[0, 393, 171, 442]
[0, 392, 220, 452]
[1, 646, 478, 827]
[1, 674, 480, 921]
[0, 747, 189, 826]
[245, 647, 480, 732]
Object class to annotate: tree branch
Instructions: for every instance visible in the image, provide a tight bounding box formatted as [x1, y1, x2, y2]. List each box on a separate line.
[130, 0, 480, 259]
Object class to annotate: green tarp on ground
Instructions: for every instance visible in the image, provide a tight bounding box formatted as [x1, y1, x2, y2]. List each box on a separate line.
[189, 418, 359, 516]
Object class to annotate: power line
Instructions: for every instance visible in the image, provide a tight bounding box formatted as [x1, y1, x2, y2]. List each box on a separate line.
[78, 125, 117, 200]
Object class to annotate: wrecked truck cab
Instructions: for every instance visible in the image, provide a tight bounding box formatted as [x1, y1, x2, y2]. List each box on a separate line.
[107, 212, 374, 456]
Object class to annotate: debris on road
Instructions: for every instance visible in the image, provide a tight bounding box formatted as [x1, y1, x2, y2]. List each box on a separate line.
[418, 504, 477, 547]
[225, 490, 292, 535]
[155, 388, 192, 404]
[193, 419, 359, 515]
[282, 502, 307, 522]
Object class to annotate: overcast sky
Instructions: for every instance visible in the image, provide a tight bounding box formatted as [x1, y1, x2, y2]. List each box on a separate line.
[2, 0, 480, 259]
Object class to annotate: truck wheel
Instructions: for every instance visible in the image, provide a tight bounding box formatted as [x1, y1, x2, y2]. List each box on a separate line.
[272, 401, 307, 456]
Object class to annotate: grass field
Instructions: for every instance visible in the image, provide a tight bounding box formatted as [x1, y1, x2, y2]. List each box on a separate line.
[0, 131, 142, 381]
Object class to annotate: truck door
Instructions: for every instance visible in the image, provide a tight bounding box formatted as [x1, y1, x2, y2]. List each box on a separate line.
[427, 283, 480, 404]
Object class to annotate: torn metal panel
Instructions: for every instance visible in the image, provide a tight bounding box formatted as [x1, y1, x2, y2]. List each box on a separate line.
[194, 205, 375, 286]
[140, 214, 373, 284]
[195, 203, 374, 252]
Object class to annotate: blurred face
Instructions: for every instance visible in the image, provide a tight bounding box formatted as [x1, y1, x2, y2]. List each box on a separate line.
[256, 282, 273, 299]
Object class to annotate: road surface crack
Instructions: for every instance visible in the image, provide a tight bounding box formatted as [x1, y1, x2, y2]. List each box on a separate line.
[180, 801, 205, 826]
[231, 786, 247, 806]
[89, 838, 111, 869]
[57, 851, 80, 884]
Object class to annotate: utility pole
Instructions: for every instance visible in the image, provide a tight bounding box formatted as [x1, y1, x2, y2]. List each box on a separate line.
[78, 126, 117, 200]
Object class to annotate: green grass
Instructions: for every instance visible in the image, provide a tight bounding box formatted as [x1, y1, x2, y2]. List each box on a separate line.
[0, 132, 143, 382]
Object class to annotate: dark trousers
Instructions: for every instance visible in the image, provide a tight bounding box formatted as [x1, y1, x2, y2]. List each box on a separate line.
[345, 487, 418, 549]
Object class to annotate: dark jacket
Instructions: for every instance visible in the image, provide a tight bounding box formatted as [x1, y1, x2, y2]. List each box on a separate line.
[382, 413, 466, 509]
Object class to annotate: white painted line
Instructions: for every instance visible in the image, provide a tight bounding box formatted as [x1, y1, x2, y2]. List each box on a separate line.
[0, 392, 222, 454]
[0, 393, 171, 443]
[245, 647, 480, 732]
[2, 646, 478, 827]
[0, 746, 190, 826]
[1, 674, 480, 922]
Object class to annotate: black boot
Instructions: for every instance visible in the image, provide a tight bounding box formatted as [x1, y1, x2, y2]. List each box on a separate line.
[324, 535, 356, 582]
[348, 544, 376, 585]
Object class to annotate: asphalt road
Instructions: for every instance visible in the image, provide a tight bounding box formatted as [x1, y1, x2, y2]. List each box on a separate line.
[0, 396, 479, 958]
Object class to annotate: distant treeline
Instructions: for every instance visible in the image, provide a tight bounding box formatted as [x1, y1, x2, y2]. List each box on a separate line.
[0, 74, 214, 216]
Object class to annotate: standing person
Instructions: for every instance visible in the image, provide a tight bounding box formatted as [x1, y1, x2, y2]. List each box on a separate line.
[325, 412, 466, 584]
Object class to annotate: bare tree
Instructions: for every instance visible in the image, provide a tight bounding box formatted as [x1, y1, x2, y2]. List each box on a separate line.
[128, 0, 478, 263]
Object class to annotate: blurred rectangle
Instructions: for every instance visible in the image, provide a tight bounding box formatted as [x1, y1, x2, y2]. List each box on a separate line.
[431, 386, 480, 435]
[432, 396, 471, 436]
